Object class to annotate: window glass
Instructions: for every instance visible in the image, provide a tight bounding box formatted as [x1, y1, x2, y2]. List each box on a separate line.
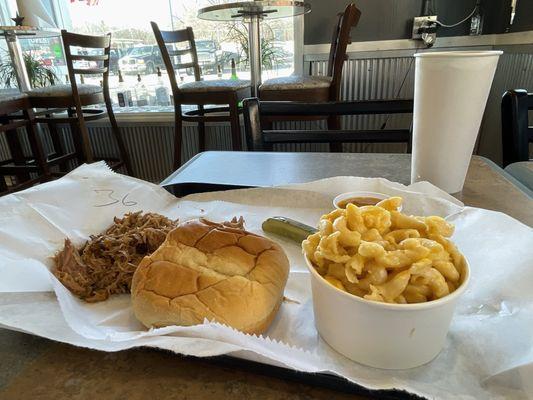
[1, 0, 296, 110]
[170, 0, 294, 82]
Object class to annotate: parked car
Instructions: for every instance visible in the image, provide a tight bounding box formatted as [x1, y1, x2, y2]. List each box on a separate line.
[192, 40, 219, 75]
[80, 48, 121, 75]
[118, 45, 163, 75]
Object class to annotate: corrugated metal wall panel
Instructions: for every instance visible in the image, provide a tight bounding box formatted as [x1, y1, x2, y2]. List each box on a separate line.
[0, 134, 10, 161]
[0, 122, 246, 183]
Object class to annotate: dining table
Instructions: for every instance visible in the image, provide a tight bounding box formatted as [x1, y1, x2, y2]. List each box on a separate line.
[197, 1, 311, 96]
[1, 151, 531, 400]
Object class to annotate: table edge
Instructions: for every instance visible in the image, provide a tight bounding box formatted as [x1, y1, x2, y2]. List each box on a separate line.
[159, 152, 204, 186]
[161, 152, 532, 200]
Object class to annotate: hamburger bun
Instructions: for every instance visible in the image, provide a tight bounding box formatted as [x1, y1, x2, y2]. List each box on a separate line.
[131, 218, 290, 334]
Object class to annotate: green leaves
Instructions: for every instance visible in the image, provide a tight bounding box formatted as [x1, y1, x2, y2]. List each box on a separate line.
[0, 51, 58, 89]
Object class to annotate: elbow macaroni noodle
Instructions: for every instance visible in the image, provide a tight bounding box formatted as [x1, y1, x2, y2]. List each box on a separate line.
[302, 197, 465, 304]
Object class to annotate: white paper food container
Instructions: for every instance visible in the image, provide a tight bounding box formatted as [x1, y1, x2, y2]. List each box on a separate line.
[411, 50, 502, 194]
[332, 191, 389, 209]
[305, 254, 470, 369]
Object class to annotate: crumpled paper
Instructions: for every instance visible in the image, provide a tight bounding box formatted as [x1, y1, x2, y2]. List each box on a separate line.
[0, 162, 532, 400]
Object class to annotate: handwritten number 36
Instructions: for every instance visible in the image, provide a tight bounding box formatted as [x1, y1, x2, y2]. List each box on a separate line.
[93, 190, 138, 207]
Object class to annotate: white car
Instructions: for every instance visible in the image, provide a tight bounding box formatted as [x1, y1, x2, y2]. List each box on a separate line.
[118, 45, 162, 75]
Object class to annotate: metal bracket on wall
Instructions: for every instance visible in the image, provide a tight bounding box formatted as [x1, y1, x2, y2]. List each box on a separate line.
[412, 15, 438, 47]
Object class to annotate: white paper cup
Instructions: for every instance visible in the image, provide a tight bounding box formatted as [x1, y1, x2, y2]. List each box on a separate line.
[305, 255, 470, 369]
[411, 51, 502, 194]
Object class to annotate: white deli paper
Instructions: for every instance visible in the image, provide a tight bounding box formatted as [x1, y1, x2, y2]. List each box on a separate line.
[0, 162, 532, 400]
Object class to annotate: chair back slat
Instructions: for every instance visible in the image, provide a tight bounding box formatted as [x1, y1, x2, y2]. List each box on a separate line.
[175, 62, 196, 70]
[264, 129, 411, 144]
[259, 100, 413, 116]
[151, 22, 201, 96]
[501, 89, 533, 166]
[169, 48, 192, 57]
[70, 54, 109, 62]
[72, 67, 108, 75]
[243, 98, 413, 151]
[159, 29, 191, 44]
[62, 31, 111, 49]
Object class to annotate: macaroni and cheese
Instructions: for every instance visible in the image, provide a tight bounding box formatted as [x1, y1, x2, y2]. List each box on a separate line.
[302, 197, 465, 304]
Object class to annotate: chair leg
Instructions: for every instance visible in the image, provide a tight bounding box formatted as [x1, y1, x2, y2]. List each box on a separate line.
[173, 107, 183, 169]
[73, 105, 94, 163]
[0, 174, 7, 193]
[407, 122, 413, 153]
[67, 108, 86, 167]
[0, 130, 8, 192]
[105, 97, 132, 175]
[24, 110, 51, 182]
[47, 116, 68, 171]
[229, 95, 242, 150]
[197, 105, 206, 152]
[328, 116, 343, 153]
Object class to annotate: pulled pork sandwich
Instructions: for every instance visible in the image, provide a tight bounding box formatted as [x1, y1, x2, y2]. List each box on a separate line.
[131, 218, 290, 334]
[53, 212, 178, 302]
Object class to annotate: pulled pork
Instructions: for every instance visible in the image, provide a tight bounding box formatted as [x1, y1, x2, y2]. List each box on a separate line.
[53, 212, 178, 302]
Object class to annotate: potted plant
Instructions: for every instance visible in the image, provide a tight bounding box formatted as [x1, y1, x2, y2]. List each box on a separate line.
[0, 51, 58, 88]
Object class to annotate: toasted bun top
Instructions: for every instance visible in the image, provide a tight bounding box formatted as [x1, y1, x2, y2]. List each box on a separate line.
[131, 218, 290, 334]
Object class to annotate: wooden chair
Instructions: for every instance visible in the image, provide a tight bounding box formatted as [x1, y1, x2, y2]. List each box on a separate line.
[242, 98, 413, 151]
[0, 90, 50, 195]
[258, 3, 361, 152]
[501, 89, 532, 167]
[259, 3, 360, 104]
[151, 22, 251, 168]
[26, 30, 132, 175]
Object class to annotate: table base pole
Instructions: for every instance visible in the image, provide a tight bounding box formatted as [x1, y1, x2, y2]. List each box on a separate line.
[248, 17, 261, 97]
[5, 32, 31, 92]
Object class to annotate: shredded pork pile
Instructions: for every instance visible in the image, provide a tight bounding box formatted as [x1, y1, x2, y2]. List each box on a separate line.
[53, 212, 178, 302]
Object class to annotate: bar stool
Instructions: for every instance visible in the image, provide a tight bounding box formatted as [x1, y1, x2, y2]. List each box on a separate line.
[258, 3, 361, 152]
[259, 3, 359, 104]
[26, 30, 132, 175]
[151, 22, 251, 168]
[0, 90, 50, 194]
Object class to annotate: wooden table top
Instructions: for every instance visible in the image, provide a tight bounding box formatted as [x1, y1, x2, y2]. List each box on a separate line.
[1, 152, 531, 400]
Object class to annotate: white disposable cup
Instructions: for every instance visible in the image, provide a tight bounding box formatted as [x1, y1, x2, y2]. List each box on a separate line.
[305, 255, 470, 369]
[411, 51, 502, 194]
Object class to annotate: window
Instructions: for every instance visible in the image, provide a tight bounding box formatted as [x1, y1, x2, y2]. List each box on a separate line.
[63, 0, 299, 111]
[168, 1, 296, 81]
[0, 0, 300, 110]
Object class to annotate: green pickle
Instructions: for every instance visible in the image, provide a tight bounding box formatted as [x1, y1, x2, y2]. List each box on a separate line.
[262, 217, 317, 244]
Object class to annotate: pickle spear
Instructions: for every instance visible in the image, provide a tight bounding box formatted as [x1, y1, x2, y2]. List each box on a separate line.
[262, 217, 317, 244]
